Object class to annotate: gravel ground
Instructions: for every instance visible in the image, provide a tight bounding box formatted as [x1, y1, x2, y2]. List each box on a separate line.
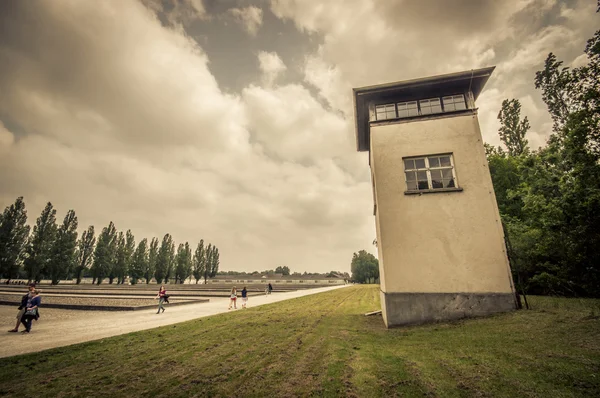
[0, 294, 194, 307]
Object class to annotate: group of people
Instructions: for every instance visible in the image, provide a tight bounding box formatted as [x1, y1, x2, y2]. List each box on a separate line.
[228, 283, 273, 310]
[8, 283, 42, 334]
[228, 286, 248, 310]
[156, 283, 272, 313]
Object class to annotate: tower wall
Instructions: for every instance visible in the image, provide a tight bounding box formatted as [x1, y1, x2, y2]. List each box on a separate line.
[370, 111, 516, 326]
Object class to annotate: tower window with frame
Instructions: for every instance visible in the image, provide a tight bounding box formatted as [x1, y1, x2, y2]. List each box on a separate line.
[403, 154, 457, 191]
[375, 104, 397, 120]
[419, 98, 442, 115]
[442, 95, 467, 111]
[397, 101, 418, 118]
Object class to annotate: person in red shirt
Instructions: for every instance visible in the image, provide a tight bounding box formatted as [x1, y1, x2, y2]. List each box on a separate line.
[156, 285, 167, 314]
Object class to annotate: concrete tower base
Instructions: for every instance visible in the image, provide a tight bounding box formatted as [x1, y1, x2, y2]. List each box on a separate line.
[380, 291, 516, 327]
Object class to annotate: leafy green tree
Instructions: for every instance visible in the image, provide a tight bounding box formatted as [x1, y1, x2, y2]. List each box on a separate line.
[92, 221, 117, 285]
[48, 210, 78, 285]
[24, 202, 57, 282]
[174, 242, 192, 283]
[487, 154, 524, 219]
[203, 243, 213, 283]
[350, 250, 379, 284]
[498, 99, 530, 156]
[192, 239, 205, 284]
[155, 233, 175, 284]
[0, 197, 30, 279]
[275, 265, 290, 275]
[488, 26, 600, 297]
[209, 246, 219, 279]
[110, 231, 125, 284]
[118, 229, 135, 284]
[130, 238, 148, 285]
[74, 226, 95, 284]
[146, 237, 158, 284]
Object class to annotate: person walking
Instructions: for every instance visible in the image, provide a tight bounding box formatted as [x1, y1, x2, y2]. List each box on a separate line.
[156, 285, 167, 314]
[20, 289, 41, 333]
[8, 284, 35, 333]
[268, 283, 273, 295]
[241, 286, 248, 309]
[228, 286, 237, 310]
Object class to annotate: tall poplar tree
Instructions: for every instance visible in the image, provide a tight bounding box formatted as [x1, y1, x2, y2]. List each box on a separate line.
[111, 231, 125, 284]
[48, 210, 78, 285]
[146, 237, 158, 284]
[24, 202, 57, 282]
[203, 243, 212, 284]
[155, 233, 174, 284]
[192, 239, 205, 284]
[497, 99, 530, 157]
[92, 221, 117, 285]
[74, 226, 96, 284]
[118, 229, 135, 284]
[209, 247, 219, 279]
[130, 238, 148, 285]
[0, 197, 30, 279]
[175, 242, 192, 284]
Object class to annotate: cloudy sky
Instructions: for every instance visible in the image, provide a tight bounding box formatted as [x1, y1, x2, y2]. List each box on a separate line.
[0, 0, 597, 273]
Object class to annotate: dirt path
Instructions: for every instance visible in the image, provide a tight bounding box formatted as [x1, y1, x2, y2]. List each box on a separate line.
[0, 285, 348, 358]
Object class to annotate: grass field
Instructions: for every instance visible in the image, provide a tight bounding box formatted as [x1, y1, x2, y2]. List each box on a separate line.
[1, 285, 599, 397]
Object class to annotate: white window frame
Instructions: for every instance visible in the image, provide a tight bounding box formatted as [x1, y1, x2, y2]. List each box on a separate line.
[442, 95, 467, 112]
[375, 103, 397, 120]
[403, 154, 459, 192]
[419, 98, 442, 115]
[397, 101, 418, 118]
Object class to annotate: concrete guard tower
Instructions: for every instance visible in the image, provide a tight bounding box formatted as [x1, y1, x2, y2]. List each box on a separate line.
[353, 67, 517, 327]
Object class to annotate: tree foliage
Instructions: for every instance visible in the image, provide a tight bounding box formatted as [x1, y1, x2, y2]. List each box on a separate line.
[155, 233, 175, 284]
[0, 197, 30, 279]
[487, 26, 600, 297]
[24, 202, 57, 282]
[0, 197, 221, 285]
[275, 265, 290, 275]
[192, 239, 205, 284]
[92, 221, 117, 285]
[75, 225, 96, 284]
[130, 238, 148, 285]
[174, 242, 193, 283]
[48, 210, 78, 285]
[498, 99, 530, 156]
[147, 237, 159, 284]
[350, 250, 379, 284]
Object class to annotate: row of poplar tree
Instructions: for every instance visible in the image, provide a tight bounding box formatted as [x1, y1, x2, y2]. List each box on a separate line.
[0, 198, 220, 285]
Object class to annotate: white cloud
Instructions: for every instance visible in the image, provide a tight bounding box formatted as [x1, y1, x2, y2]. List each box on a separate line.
[257, 51, 287, 86]
[0, 0, 374, 273]
[270, 0, 599, 144]
[228, 6, 263, 36]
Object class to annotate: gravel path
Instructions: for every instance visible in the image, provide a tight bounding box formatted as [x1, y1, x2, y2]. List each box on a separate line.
[0, 285, 350, 358]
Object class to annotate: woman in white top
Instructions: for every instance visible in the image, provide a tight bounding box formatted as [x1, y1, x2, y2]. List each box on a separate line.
[228, 286, 237, 310]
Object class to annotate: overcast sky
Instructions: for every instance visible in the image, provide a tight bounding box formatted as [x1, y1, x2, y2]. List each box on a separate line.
[0, 0, 597, 273]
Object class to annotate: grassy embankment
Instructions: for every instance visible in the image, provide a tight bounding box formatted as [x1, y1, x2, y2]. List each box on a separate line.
[1, 285, 599, 397]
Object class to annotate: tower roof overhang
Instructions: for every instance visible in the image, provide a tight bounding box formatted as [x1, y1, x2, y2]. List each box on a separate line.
[353, 66, 495, 152]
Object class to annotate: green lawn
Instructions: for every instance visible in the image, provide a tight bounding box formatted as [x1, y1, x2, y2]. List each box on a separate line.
[1, 285, 599, 397]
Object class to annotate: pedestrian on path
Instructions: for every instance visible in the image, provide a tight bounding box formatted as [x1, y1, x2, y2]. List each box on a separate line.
[8, 283, 35, 333]
[228, 286, 237, 310]
[20, 289, 41, 333]
[156, 285, 167, 314]
[268, 283, 273, 295]
[241, 286, 248, 308]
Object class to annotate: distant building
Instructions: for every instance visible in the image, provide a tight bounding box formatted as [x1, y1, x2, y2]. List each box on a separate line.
[208, 274, 346, 286]
[353, 67, 517, 327]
